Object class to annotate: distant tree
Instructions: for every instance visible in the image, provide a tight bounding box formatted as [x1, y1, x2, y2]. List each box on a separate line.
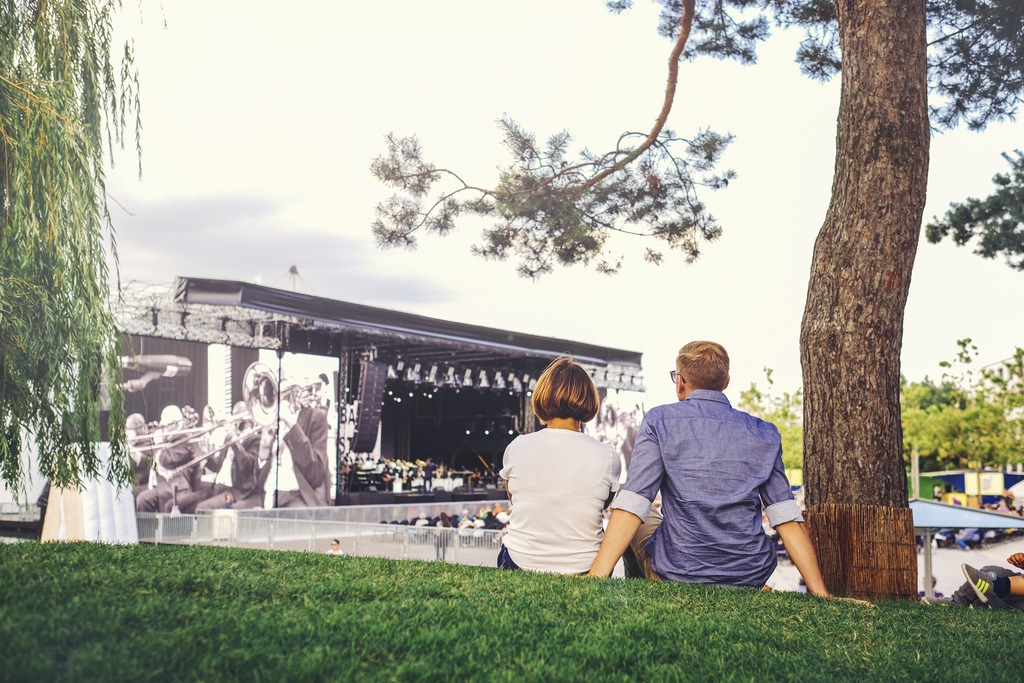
[926, 150, 1024, 270]
[902, 340, 1024, 471]
[739, 369, 804, 470]
[1, 1, 140, 492]
[900, 377, 960, 472]
[373, 0, 1024, 599]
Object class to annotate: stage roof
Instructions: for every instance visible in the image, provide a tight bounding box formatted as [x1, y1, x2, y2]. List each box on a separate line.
[117, 277, 644, 391]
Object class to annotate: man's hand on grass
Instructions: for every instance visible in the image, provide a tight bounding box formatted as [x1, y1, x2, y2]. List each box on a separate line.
[807, 587, 874, 607]
[832, 596, 875, 608]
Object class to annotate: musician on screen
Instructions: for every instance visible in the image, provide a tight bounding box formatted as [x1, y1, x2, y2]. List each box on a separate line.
[126, 413, 154, 499]
[135, 405, 203, 513]
[183, 402, 257, 513]
[260, 383, 331, 508]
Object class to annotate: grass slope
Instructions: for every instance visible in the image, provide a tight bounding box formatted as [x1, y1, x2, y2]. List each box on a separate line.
[0, 543, 1020, 682]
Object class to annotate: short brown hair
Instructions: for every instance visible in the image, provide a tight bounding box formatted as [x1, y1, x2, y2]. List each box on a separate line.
[676, 341, 730, 391]
[531, 356, 600, 424]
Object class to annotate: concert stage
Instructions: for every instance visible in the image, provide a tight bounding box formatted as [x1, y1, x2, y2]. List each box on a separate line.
[115, 277, 644, 511]
[336, 490, 499, 507]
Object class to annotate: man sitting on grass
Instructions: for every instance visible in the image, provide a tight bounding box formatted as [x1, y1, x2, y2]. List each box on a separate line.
[587, 340, 870, 607]
[925, 553, 1024, 609]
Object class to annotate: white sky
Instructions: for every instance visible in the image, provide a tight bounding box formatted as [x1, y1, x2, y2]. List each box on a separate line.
[106, 0, 1024, 411]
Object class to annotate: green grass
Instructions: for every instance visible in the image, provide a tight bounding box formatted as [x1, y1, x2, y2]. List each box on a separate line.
[0, 543, 1020, 682]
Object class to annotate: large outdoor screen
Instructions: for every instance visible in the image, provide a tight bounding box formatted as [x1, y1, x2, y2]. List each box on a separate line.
[122, 335, 339, 512]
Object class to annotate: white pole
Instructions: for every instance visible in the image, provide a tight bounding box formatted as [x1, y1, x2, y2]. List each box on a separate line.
[911, 444, 920, 500]
[922, 528, 934, 600]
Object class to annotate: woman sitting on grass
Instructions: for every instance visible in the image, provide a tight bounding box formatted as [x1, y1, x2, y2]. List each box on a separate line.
[497, 356, 620, 574]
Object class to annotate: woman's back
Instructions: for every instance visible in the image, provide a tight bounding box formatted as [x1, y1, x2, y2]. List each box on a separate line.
[500, 428, 620, 573]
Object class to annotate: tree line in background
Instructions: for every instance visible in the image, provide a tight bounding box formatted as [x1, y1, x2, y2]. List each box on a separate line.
[742, 340, 1024, 474]
[902, 340, 1024, 472]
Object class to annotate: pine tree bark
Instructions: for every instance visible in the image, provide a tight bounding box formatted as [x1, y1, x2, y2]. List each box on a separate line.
[800, 0, 929, 600]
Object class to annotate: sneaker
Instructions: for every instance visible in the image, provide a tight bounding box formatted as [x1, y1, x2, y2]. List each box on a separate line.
[920, 595, 952, 606]
[962, 563, 996, 604]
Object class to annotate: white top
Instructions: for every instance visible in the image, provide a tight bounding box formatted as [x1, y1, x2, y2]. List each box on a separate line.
[499, 428, 620, 574]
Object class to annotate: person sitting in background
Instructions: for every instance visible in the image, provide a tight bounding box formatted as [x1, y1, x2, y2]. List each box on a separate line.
[923, 553, 1024, 609]
[327, 539, 344, 555]
[498, 356, 620, 574]
[956, 527, 981, 551]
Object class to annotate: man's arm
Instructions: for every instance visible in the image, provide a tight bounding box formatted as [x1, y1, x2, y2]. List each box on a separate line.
[587, 509, 644, 577]
[775, 521, 874, 606]
[774, 521, 829, 596]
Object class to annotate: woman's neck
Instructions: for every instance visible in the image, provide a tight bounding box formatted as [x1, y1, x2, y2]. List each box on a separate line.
[546, 417, 581, 432]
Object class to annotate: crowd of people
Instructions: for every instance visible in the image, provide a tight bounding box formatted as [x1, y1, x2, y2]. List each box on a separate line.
[927, 488, 1024, 551]
[386, 504, 511, 534]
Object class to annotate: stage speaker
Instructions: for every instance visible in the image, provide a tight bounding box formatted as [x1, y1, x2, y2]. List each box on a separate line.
[352, 359, 387, 453]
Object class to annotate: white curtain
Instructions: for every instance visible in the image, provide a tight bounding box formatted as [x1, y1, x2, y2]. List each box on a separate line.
[40, 443, 138, 544]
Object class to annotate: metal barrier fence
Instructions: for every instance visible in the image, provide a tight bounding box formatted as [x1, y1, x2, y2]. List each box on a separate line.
[135, 512, 504, 567]
[0, 502, 40, 519]
[223, 500, 509, 525]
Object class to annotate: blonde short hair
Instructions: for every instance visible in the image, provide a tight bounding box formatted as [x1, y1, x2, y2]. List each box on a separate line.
[676, 341, 730, 391]
[531, 356, 600, 424]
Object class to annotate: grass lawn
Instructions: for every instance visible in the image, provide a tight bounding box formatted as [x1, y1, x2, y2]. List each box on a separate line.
[0, 542, 1019, 682]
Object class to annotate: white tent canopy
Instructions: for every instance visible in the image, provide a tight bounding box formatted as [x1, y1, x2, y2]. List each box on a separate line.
[910, 498, 1024, 531]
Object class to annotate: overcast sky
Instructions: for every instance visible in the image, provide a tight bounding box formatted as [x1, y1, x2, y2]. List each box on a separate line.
[105, 1, 1024, 410]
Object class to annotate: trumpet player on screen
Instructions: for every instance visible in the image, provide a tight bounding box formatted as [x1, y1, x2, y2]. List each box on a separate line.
[260, 383, 330, 509]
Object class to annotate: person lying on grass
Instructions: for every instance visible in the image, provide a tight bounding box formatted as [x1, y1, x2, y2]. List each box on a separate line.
[924, 553, 1024, 609]
[587, 341, 872, 607]
[497, 356, 620, 574]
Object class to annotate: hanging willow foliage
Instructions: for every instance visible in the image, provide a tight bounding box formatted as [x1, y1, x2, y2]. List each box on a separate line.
[1, 0, 140, 491]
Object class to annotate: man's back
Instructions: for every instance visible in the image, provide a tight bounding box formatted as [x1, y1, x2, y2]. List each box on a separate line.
[623, 390, 793, 587]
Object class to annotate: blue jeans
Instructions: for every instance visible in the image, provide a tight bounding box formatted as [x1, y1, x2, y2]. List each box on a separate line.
[496, 544, 521, 570]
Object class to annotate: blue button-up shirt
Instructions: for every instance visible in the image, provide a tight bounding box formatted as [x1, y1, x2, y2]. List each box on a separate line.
[611, 390, 801, 587]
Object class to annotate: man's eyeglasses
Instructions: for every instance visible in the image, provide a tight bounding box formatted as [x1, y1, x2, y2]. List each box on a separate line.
[669, 370, 683, 384]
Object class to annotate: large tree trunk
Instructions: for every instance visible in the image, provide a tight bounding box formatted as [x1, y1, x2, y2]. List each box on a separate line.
[800, 0, 929, 600]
